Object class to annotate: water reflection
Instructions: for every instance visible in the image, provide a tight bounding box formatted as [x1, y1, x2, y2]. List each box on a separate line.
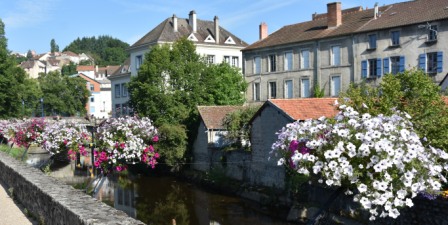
[26, 153, 293, 225]
[93, 175, 293, 225]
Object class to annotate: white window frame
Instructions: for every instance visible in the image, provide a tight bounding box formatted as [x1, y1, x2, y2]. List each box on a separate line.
[300, 49, 310, 69]
[253, 56, 261, 74]
[121, 83, 128, 97]
[284, 80, 293, 99]
[284, 51, 293, 71]
[330, 75, 341, 97]
[301, 78, 310, 98]
[268, 81, 277, 99]
[115, 84, 121, 98]
[232, 56, 239, 67]
[207, 55, 215, 64]
[331, 45, 341, 66]
[135, 55, 143, 70]
[268, 54, 276, 72]
[253, 82, 260, 101]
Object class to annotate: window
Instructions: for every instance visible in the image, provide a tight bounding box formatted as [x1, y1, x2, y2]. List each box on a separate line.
[253, 83, 260, 101]
[207, 55, 215, 64]
[301, 78, 310, 98]
[391, 31, 400, 46]
[368, 34, 377, 49]
[90, 106, 95, 113]
[331, 75, 341, 97]
[136, 55, 142, 70]
[115, 84, 121, 98]
[390, 56, 400, 75]
[121, 83, 128, 97]
[90, 84, 94, 91]
[90, 97, 94, 102]
[427, 52, 439, 73]
[331, 46, 341, 66]
[122, 103, 128, 116]
[284, 52, 293, 71]
[232, 57, 239, 67]
[368, 59, 379, 77]
[269, 55, 276, 72]
[285, 80, 293, 99]
[254, 56, 261, 74]
[224, 56, 230, 64]
[269, 81, 277, 99]
[428, 25, 438, 41]
[300, 50, 310, 69]
[362, 59, 382, 78]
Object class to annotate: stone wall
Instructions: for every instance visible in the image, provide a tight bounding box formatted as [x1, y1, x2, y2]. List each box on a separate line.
[0, 151, 144, 225]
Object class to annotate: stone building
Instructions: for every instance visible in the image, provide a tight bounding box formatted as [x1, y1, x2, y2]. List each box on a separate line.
[243, 0, 448, 102]
[110, 11, 248, 117]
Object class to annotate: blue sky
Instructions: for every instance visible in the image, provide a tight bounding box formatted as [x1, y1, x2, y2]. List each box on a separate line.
[1, 0, 401, 54]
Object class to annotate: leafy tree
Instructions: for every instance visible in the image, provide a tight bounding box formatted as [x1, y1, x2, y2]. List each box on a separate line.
[38, 71, 88, 116]
[0, 19, 34, 118]
[339, 69, 448, 151]
[222, 105, 260, 150]
[61, 61, 77, 76]
[128, 38, 247, 167]
[63, 35, 129, 66]
[50, 38, 59, 53]
[26, 50, 33, 59]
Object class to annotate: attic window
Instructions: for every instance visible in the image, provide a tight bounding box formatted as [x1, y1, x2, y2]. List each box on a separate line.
[224, 36, 236, 44]
[187, 33, 198, 42]
[204, 35, 215, 43]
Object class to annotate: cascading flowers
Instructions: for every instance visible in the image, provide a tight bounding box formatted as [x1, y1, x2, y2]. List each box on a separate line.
[12, 118, 46, 148]
[41, 120, 90, 160]
[95, 116, 160, 174]
[272, 102, 448, 220]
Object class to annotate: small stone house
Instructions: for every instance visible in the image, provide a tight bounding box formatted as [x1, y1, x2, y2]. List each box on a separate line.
[248, 98, 338, 189]
[193, 105, 243, 172]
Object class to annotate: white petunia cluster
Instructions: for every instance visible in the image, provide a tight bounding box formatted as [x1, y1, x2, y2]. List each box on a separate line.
[40, 120, 89, 156]
[272, 103, 448, 220]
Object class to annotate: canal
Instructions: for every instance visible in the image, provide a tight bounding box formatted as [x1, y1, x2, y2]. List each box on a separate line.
[27, 151, 294, 225]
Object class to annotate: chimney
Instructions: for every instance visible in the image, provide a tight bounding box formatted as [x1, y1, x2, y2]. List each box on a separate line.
[189, 10, 197, 33]
[327, 2, 342, 28]
[312, 12, 317, 20]
[259, 22, 268, 40]
[172, 14, 178, 32]
[374, 3, 379, 19]
[214, 16, 219, 44]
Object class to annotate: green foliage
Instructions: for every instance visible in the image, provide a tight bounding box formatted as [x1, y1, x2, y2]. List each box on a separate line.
[313, 82, 325, 98]
[156, 123, 188, 169]
[0, 19, 36, 119]
[128, 38, 247, 168]
[61, 61, 77, 76]
[63, 35, 129, 66]
[38, 71, 88, 116]
[340, 69, 448, 151]
[222, 106, 260, 150]
[50, 38, 59, 53]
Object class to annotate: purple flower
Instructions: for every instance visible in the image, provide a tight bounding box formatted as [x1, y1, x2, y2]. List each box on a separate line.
[289, 140, 299, 152]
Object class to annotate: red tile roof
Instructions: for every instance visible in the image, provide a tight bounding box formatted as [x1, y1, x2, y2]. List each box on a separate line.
[197, 106, 244, 129]
[269, 98, 339, 121]
[77, 65, 94, 71]
[244, 0, 448, 50]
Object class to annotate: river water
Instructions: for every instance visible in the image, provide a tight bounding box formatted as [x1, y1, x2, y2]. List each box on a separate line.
[27, 152, 294, 225]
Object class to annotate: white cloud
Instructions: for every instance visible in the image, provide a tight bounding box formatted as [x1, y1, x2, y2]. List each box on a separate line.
[3, 0, 58, 28]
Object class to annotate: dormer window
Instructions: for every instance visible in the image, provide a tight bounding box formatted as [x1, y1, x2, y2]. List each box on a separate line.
[390, 31, 400, 47]
[204, 35, 215, 43]
[187, 33, 198, 42]
[428, 25, 438, 42]
[224, 37, 235, 44]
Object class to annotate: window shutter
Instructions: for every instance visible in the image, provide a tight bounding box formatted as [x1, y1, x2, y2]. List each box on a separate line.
[376, 58, 382, 77]
[362, 60, 367, 78]
[437, 51, 443, 73]
[399, 56, 405, 72]
[383, 58, 389, 74]
[419, 54, 426, 71]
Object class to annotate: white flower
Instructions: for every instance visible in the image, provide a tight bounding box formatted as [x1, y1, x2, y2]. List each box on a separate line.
[357, 183, 368, 193]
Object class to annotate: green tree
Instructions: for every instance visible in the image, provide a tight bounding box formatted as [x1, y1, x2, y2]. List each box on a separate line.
[38, 71, 88, 116]
[50, 38, 59, 53]
[222, 105, 260, 150]
[0, 19, 33, 118]
[26, 49, 33, 59]
[63, 35, 129, 66]
[340, 69, 448, 151]
[128, 38, 247, 167]
[61, 61, 77, 76]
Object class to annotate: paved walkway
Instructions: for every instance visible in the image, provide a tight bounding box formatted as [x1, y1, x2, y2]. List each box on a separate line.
[0, 181, 36, 225]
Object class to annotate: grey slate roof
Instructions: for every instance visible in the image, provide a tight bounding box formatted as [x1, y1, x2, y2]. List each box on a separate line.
[129, 16, 248, 49]
[244, 0, 448, 51]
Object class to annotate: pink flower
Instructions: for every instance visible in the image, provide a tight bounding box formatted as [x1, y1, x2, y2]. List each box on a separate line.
[152, 136, 159, 142]
[94, 161, 100, 167]
[154, 152, 160, 159]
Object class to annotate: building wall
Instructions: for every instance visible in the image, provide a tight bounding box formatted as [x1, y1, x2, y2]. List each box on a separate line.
[249, 104, 289, 189]
[196, 44, 244, 69]
[109, 74, 131, 117]
[243, 19, 448, 102]
[192, 121, 210, 172]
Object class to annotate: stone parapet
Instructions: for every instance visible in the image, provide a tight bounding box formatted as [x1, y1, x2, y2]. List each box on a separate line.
[0, 151, 144, 225]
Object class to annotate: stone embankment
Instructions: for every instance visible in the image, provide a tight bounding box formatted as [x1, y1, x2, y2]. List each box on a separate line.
[0, 151, 144, 225]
